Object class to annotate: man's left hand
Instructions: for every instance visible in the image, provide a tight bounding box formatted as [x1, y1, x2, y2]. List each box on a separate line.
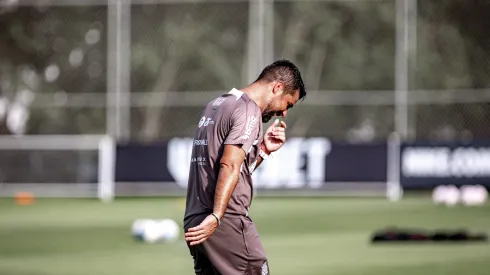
[262, 119, 287, 154]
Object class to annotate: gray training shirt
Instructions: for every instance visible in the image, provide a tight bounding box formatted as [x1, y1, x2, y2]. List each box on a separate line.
[184, 88, 263, 224]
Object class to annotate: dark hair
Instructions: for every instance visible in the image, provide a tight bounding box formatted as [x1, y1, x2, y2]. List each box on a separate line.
[254, 59, 306, 101]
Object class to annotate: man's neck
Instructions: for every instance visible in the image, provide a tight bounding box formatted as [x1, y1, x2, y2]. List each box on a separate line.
[240, 83, 268, 112]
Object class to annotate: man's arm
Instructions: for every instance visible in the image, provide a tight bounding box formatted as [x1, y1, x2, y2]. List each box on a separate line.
[184, 144, 245, 246]
[251, 143, 270, 170]
[185, 102, 259, 246]
[212, 144, 246, 220]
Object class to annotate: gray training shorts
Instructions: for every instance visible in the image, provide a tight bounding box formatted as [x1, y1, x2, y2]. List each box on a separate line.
[185, 214, 270, 275]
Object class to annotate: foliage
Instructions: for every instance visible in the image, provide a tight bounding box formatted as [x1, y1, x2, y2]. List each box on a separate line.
[0, 1, 489, 140]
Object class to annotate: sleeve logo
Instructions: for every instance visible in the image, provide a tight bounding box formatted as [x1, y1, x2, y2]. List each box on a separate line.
[241, 116, 257, 140]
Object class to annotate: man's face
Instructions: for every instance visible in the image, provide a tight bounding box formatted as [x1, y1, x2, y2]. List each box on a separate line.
[262, 83, 300, 123]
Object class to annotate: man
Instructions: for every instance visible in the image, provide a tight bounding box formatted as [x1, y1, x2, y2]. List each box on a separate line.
[183, 59, 306, 275]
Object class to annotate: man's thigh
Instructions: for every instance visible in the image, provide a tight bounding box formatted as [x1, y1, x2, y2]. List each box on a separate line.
[185, 215, 221, 275]
[185, 215, 269, 275]
[187, 242, 221, 275]
[207, 216, 269, 275]
[241, 216, 269, 275]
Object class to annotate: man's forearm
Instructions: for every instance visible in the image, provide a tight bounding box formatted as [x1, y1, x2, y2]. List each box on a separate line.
[213, 163, 240, 219]
[254, 142, 270, 170]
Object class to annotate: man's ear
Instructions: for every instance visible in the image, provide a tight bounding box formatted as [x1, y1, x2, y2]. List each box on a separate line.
[272, 82, 284, 95]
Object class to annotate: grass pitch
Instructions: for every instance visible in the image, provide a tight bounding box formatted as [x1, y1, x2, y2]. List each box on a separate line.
[0, 196, 489, 275]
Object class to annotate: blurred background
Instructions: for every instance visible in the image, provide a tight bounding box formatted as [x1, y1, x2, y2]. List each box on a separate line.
[1, 0, 490, 274]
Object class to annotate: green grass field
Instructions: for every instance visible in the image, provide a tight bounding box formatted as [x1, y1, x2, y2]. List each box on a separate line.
[1, 196, 489, 275]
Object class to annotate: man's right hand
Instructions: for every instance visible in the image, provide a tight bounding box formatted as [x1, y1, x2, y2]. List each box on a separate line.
[184, 214, 219, 246]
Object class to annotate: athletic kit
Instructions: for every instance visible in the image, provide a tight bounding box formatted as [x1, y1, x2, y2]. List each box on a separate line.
[184, 88, 269, 275]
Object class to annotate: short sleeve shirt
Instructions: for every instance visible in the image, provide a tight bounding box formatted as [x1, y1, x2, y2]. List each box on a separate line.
[184, 88, 263, 224]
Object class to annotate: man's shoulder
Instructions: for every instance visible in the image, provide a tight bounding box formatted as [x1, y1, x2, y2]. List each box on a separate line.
[229, 89, 261, 116]
[209, 89, 260, 114]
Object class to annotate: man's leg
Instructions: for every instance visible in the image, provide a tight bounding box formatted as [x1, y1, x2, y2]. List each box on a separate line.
[241, 216, 270, 275]
[187, 243, 221, 275]
[201, 216, 250, 275]
[185, 215, 221, 275]
[186, 214, 268, 275]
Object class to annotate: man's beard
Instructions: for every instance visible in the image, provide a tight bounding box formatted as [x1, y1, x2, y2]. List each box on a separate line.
[262, 102, 274, 123]
[262, 114, 273, 123]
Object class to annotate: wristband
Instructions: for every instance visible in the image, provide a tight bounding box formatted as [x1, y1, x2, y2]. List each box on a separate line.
[211, 213, 221, 226]
[259, 143, 271, 160]
[259, 148, 270, 160]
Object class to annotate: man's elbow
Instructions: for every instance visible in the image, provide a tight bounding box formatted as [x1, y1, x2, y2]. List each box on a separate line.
[219, 144, 246, 175]
[219, 161, 241, 174]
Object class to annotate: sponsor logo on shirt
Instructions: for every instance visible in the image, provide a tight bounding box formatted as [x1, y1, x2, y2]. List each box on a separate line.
[191, 156, 207, 166]
[241, 116, 257, 140]
[198, 117, 206, 127]
[198, 116, 214, 128]
[212, 97, 226, 107]
[194, 139, 208, 146]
